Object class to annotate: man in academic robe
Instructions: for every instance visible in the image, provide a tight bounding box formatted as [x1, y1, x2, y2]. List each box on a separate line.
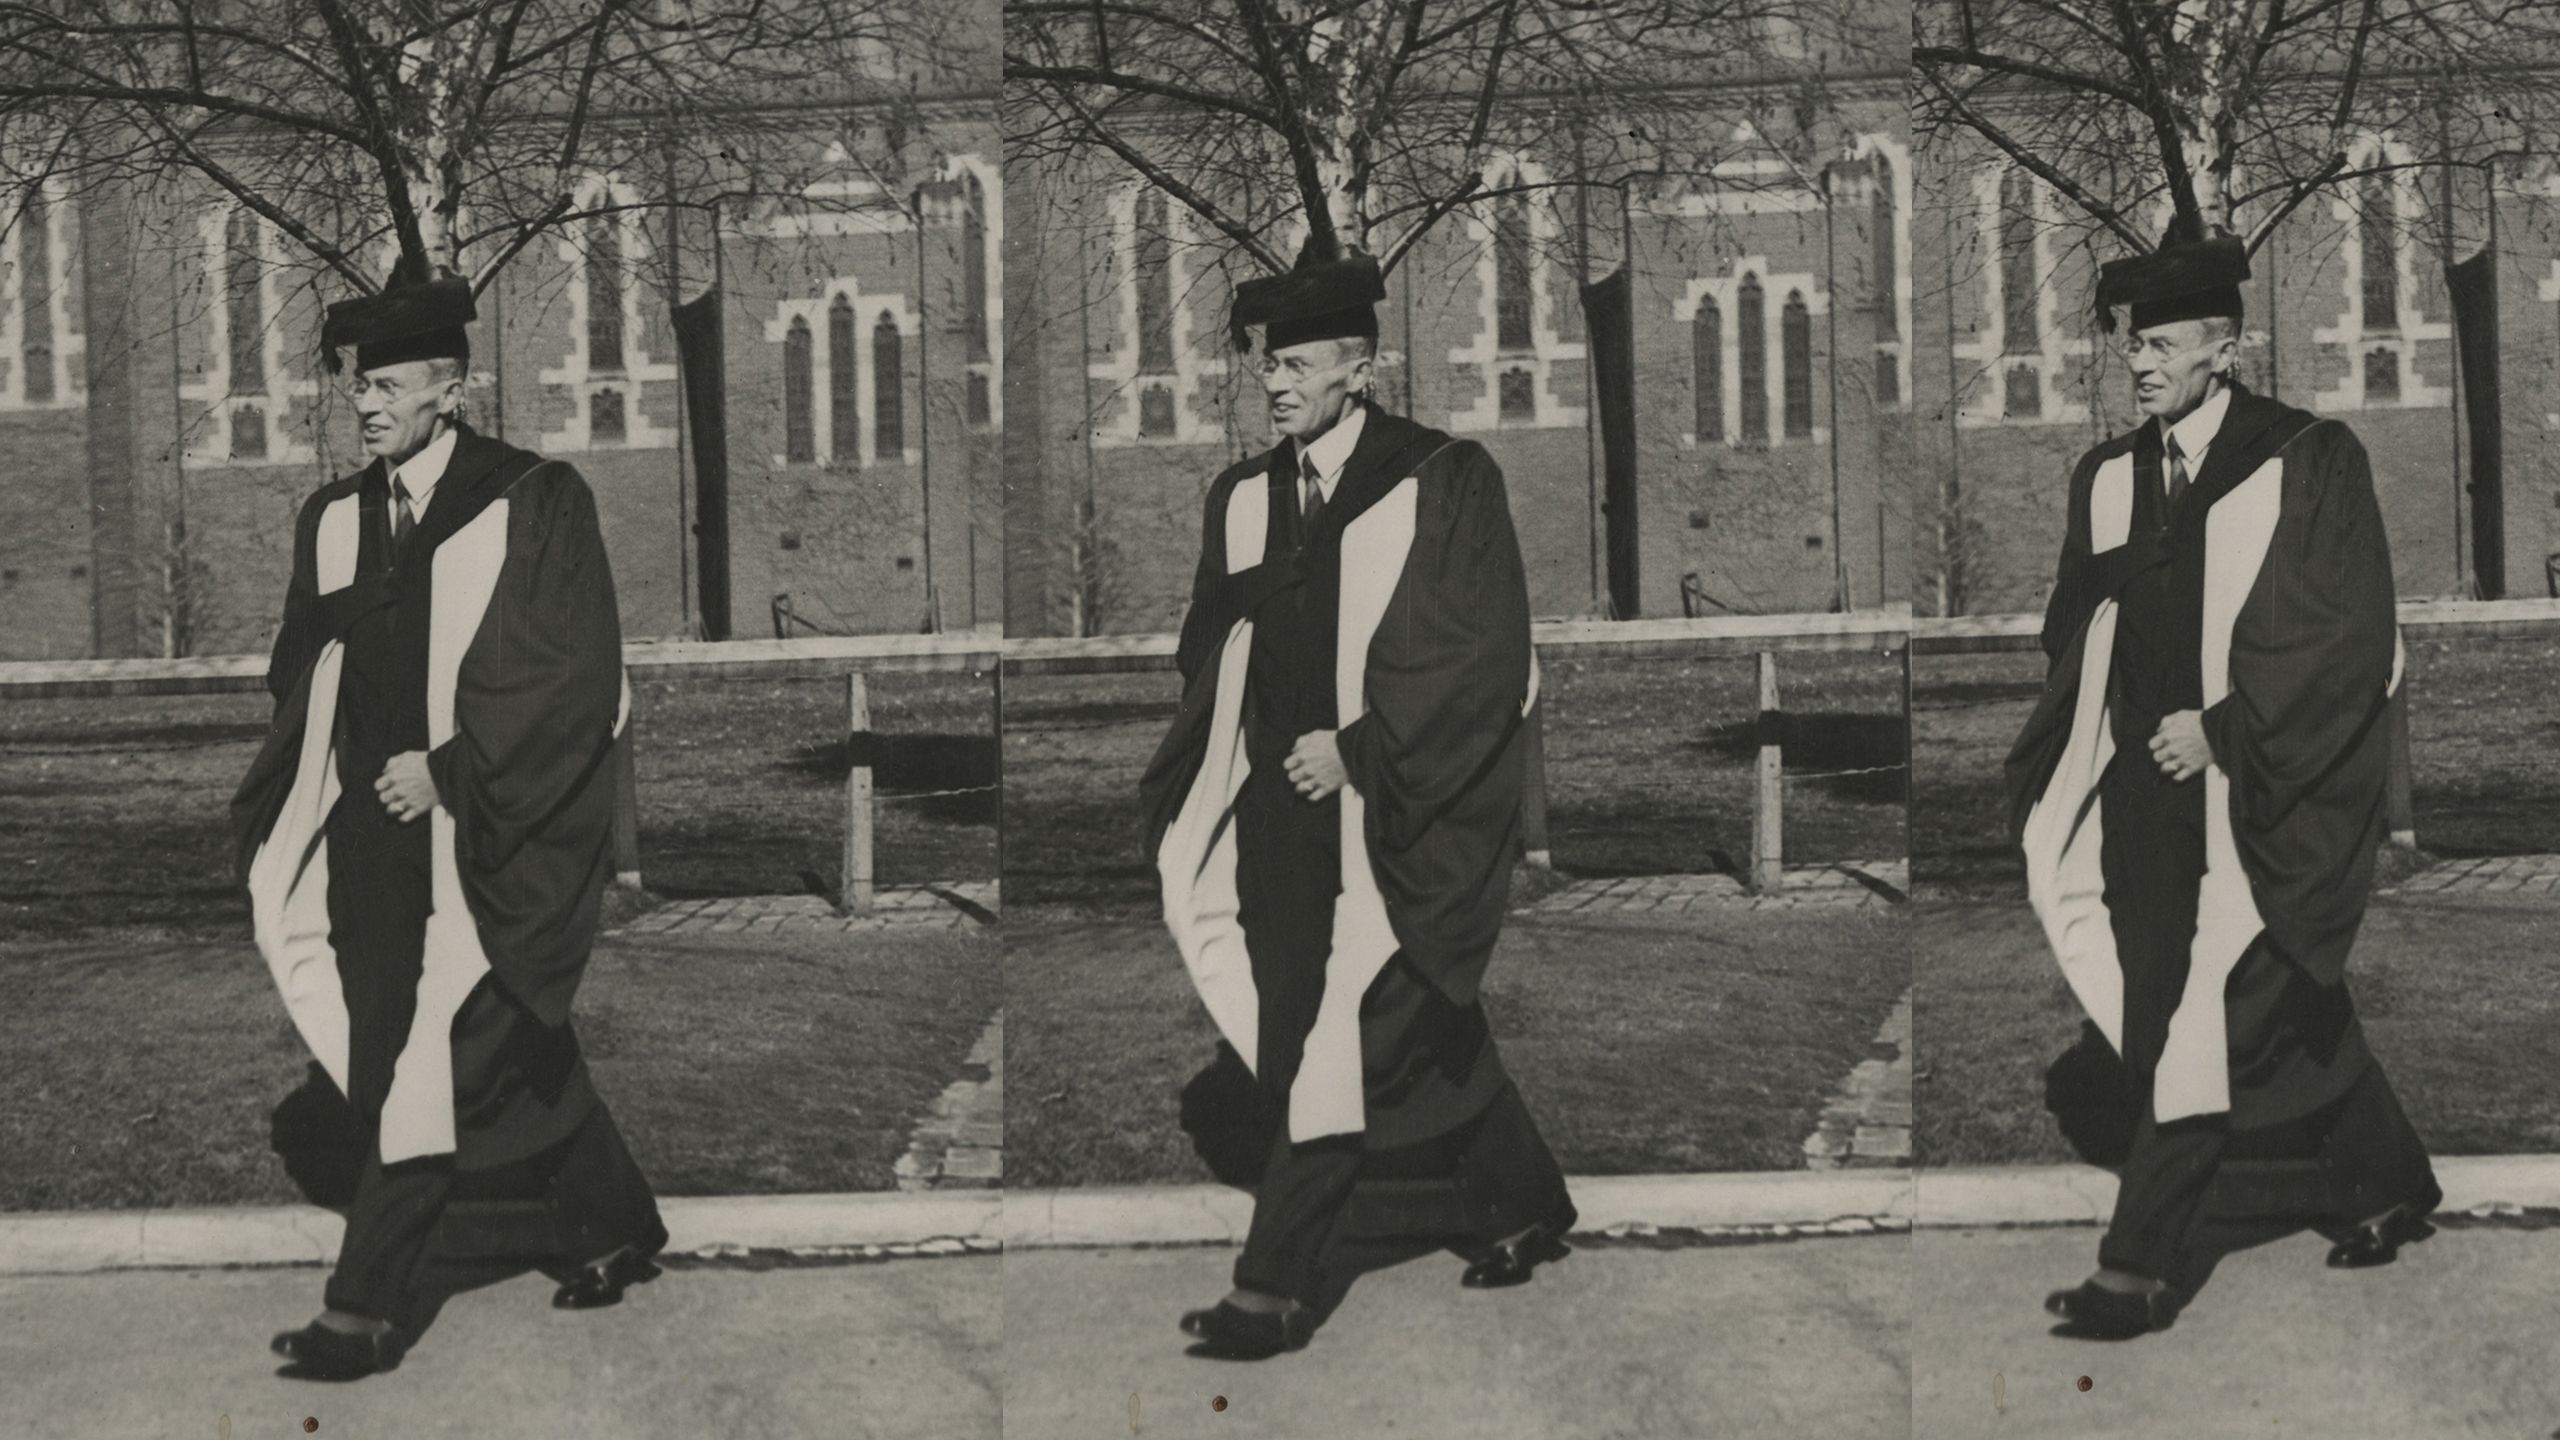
[233, 271, 666, 1379]
[2005, 231, 2439, 1338]
[1139, 248, 1576, 1360]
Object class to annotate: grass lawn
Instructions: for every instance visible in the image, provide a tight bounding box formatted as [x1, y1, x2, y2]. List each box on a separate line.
[1003, 649, 1910, 915]
[1914, 636, 2560, 895]
[1912, 897, 2560, 1166]
[0, 673, 995, 944]
[0, 925, 998, 1210]
[1005, 904, 1910, 1188]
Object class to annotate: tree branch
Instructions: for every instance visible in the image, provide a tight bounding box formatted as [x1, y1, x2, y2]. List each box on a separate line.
[1000, 59, 1284, 128]
[1047, 85, 1286, 272]
[1921, 68, 2150, 250]
[1910, 44, 2149, 108]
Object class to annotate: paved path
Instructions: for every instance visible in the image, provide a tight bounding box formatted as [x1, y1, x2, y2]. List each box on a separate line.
[1522, 859, 1908, 916]
[896, 1013, 1005, 1191]
[1004, 1236, 1908, 1440]
[2381, 851, 2560, 901]
[1913, 1225, 2560, 1438]
[0, 1257, 998, 1439]
[1804, 988, 1914, 1169]
[613, 882, 998, 936]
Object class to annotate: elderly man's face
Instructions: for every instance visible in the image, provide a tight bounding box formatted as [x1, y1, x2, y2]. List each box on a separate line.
[346, 358, 461, 463]
[2122, 319, 2233, 421]
[1260, 338, 1370, 443]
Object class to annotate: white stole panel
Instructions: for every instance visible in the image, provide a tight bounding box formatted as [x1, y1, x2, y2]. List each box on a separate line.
[248, 483, 515, 1163]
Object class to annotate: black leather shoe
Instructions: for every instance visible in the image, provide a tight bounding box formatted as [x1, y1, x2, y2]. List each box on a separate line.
[552, 1245, 664, 1310]
[2325, 1203, 2436, 1269]
[1178, 1300, 1316, 1359]
[2043, 1279, 2187, 1339]
[1460, 1216, 1575, 1289]
[271, 1319, 412, 1379]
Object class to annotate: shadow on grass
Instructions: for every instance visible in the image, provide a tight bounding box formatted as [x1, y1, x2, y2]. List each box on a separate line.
[1008, 904, 1911, 1188]
[1, 925, 1000, 1209]
[782, 732, 999, 827]
[1914, 898, 2560, 1166]
[1686, 712, 1910, 806]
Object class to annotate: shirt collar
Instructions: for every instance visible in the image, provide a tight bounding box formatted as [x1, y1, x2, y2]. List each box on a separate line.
[2159, 382, 2231, 464]
[1295, 401, 1366, 495]
[390, 425, 459, 511]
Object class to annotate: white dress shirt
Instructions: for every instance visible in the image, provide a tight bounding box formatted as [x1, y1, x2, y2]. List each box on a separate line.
[1296, 400, 1366, 505]
[391, 424, 459, 530]
[2158, 381, 2231, 496]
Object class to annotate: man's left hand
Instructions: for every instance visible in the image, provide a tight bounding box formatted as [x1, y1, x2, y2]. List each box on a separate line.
[2148, 711, 2212, 782]
[376, 751, 441, 823]
[1285, 730, 1348, 802]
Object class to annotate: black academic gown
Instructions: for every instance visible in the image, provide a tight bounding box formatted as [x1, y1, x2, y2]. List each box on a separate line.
[2007, 386, 2398, 1129]
[234, 425, 627, 1171]
[1140, 403, 1536, 1150]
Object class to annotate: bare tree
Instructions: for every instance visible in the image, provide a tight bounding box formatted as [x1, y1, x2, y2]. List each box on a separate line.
[1913, 0, 2558, 252]
[1006, 0, 1886, 276]
[0, 0, 980, 293]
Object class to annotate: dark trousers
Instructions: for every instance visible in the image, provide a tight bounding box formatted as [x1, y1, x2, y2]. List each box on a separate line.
[1233, 1082, 1572, 1306]
[2095, 761, 2434, 1281]
[319, 780, 659, 1329]
[2101, 1062, 2437, 1281]
[1226, 757, 1564, 1304]
[326, 1098, 663, 1329]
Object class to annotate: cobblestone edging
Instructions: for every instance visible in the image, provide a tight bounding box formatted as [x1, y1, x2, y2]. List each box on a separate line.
[1522, 861, 1908, 916]
[1802, 990, 1913, 1170]
[613, 883, 999, 936]
[661, 1236, 1003, 1268]
[894, 1014, 1004, 1191]
[2381, 853, 2560, 900]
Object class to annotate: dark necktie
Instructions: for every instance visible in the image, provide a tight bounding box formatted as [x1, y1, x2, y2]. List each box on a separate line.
[1299, 453, 1326, 543]
[392, 478, 418, 551]
[2163, 435, 2190, 514]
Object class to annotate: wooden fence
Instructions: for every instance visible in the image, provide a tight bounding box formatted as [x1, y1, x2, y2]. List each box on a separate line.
[1909, 597, 2560, 846]
[16, 599, 2542, 912]
[0, 612, 1913, 912]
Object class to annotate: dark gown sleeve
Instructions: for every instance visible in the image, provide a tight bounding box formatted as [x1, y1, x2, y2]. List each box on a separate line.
[2204, 422, 2397, 985]
[429, 464, 625, 1025]
[1337, 443, 1533, 852]
[1337, 443, 1532, 1003]
[265, 492, 329, 704]
[2202, 423, 2396, 828]
[2038, 450, 2101, 663]
[1172, 477, 1233, 686]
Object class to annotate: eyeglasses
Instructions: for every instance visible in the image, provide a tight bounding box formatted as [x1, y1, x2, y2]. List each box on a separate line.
[338, 373, 412, 400]
[2118, 333, 2227, 363]
[1257, 351, 1365, 379]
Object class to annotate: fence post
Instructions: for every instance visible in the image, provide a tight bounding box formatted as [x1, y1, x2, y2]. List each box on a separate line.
[2385, 683, 2418, 848]
[1520, 695, 1553, 869]
[990, 663, 1006, 906]
[1751, 650, 1784, 894]
[610, 726, 643, 889]
[843, 671, 875, 916]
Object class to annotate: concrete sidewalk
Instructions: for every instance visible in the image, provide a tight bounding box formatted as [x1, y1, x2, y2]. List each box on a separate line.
[1913, 1225, 2560, 1437]
[0, 1257, 999, 1439]
[0, 1192, 998, 1277]
[1004, 1235, 1910, 1440]
[10, 1156, 2557, 1275]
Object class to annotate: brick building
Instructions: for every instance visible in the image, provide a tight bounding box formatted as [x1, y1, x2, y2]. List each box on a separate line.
[1002, 81, 1914, 637]
[0, 104, 1000, 662]
[1909, 124, 2560, 616]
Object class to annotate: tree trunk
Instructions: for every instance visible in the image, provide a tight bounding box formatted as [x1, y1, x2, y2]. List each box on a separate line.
[2169, 0, 2244, 236]
[1272, 0, 1405, 256]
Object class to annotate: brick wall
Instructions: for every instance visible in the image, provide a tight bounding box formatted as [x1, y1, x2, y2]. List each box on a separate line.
[1912, 136, 2560, 615]
[0, 119, 1002, 660]
[1002, 94, 1908, 637]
